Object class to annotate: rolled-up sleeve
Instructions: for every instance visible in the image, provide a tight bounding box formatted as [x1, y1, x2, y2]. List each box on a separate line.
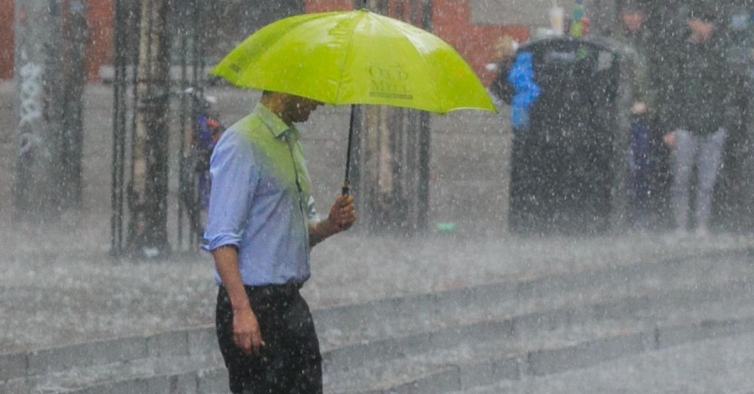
[203, 130, 258, 251]
[306, 196, 317, 221]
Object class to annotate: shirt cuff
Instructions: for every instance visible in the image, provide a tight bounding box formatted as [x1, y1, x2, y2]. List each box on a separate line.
[203, 233, 242, 252]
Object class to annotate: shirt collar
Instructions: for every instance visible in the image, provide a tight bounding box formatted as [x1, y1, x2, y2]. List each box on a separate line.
[254, 103, 300, 143]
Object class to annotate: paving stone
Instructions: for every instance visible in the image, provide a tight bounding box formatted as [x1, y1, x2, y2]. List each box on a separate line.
[0, 378, 30, 394]
[27, 336, 148, 376]
[197, 368, 229, 394]
[657, 317, 754, 350]
[373, 366, 461, 394]
[0, 352, 27, 381]
[168, 372, 199, 394]
[455, 331, 754, 393]
[143, 375, 171, 394]
[525, 332, 649, 376]
[147, 330, 190, 358]
[187, 328, 219, 360]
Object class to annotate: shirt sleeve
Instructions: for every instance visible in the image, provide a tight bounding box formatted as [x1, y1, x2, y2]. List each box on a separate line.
[203, 130, 258, 252]
[306, 195, 317, 221]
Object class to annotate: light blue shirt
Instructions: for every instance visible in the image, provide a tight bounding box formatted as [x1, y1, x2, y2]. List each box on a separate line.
[203, 104, 317, 286]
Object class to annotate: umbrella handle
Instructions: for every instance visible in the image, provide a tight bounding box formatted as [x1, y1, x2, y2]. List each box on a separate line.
[342, 180, 350, 196]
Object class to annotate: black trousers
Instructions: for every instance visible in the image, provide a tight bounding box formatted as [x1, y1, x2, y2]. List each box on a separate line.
[216, 285, 323, 394]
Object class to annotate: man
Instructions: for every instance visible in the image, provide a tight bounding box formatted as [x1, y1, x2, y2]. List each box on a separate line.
[204, 91, 357, 393]
[611, 0, 658, 230]
[660, 2, 730, 237]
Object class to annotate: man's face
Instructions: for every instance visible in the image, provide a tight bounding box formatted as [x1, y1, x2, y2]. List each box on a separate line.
[620, 11, 644, 32]
[285, 95, 324, 123]
[688, 18, 715, 41]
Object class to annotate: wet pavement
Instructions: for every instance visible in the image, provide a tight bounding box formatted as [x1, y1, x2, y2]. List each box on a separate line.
[2, 82, 754, 389]
[461, 329, 754, 394]
[1, 222, 752, 354]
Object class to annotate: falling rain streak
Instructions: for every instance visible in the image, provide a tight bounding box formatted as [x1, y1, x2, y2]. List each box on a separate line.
[4, 1, 754, 393]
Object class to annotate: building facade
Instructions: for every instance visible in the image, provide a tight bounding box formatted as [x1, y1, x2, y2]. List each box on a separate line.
[0, 0, 541, 84]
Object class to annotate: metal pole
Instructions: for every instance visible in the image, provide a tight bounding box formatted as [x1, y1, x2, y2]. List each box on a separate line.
[13, 0, 65, 221]
[189, 0, 201, 249]
[60, 0, 89, 209]
[177, 2, 188, 249]
[111, 0, 126, 256]
[416, 0, 433, 230]
[127, 0, 172, 256]
[128, 0, 141, 252]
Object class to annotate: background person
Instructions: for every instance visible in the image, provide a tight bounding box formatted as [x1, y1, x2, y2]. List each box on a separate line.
[487, 34, 519, 106]
[659, 3, 731, 238]
[611, 0, 659, 230]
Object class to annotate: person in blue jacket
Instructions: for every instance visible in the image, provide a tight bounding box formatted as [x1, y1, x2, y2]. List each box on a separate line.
[508, 51, 541, 132]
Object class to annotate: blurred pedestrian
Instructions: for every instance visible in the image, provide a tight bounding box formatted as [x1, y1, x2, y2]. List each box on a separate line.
[486, 34, 541, 132]
[659, 2, 730, 238]
[507, 49, 541, 132]
[487, 34, 519, 106]
[204, 91, 356, 393]
[611, 0, 658, 230]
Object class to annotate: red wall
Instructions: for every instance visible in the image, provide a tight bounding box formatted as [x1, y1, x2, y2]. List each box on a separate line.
[87, 0, 114, 82]
[432, 0, 529, 85]
[306, 0, 353, 13]
[0, 0, 527, 85]
[0, 0, 13, 80]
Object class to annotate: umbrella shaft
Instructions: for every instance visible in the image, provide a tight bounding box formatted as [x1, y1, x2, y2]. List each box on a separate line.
[343, 104, 357, 196]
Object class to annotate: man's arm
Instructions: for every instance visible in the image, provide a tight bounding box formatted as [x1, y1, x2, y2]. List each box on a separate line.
[309, 195, 356, 247]
[212, 246, 264, 356]
[203, 130, 262, 355]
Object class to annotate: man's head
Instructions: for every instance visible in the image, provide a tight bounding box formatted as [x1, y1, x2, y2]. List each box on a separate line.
[687, 2, 716, 41]
[619, 0, 645, 32]
[261, 91, 324, 125]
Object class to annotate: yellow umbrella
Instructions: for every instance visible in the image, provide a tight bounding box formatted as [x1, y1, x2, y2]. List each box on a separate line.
[211, 9, 496, 193]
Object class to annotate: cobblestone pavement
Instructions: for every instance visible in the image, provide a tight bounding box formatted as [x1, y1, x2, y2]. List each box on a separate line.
[463, 330, 754, 394]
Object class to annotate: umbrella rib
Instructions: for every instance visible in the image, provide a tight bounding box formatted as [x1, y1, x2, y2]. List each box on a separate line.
[334, 12, 362, 103]
[378, 16, 448, 114]
[391, 18, 495, 113]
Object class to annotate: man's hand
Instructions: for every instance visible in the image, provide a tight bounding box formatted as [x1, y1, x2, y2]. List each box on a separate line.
[631, 102, 647, 114]
[328, 195, 356, 232]
[664, 131, 677, 148]
[309, 195, 357, 247]
[233, 306, 265, 356]
[211, 246, 265, 357]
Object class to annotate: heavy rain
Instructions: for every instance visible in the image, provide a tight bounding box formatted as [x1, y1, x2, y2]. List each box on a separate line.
[3, 0, 754, 393]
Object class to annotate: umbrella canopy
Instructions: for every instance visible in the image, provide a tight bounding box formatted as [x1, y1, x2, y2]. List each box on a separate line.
[210, 9, 496, 114]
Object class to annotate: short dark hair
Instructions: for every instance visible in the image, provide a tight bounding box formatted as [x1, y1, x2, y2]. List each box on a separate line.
[619, 0, 644, 14]
[688, 1, 716, 23]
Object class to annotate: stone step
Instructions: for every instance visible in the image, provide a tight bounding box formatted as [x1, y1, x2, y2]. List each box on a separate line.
[326, 284, 754, 393]
[315, 250, 749, 349]
[448, 329, 754, 394]
[3, 250, 740, 383]
[20, 310, 754, 394]
[2, 251, 751, 393]
[322, 275, 754, 377]
[5, 260, 752, 394]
